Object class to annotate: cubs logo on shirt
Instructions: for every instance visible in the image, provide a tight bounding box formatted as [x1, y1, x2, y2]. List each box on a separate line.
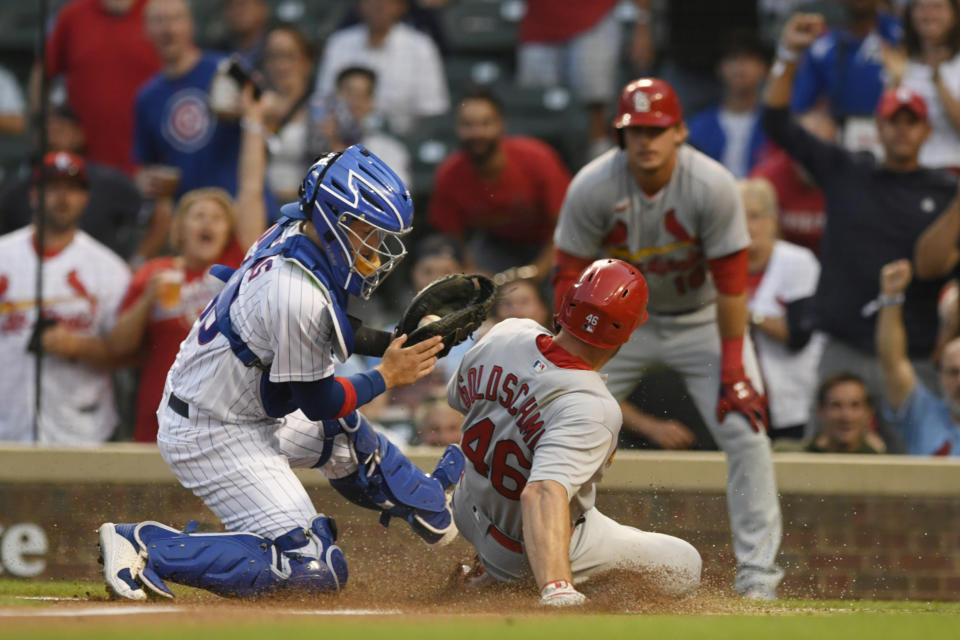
[162, 88, 216, 153]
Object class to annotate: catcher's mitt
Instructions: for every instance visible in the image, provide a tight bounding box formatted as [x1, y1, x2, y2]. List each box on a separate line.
[396, 274, 496, 357]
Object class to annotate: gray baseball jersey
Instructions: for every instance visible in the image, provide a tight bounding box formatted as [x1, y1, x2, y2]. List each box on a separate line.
[553, 144, 749, 314]
[448, 318, 620, 558]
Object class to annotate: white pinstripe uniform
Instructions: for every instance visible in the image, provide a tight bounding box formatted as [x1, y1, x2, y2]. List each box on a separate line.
[0, 227, 130, 443]
[553, 145, 783, 594]
[159, 222, 359, 539]
[448, 318, 701, 595]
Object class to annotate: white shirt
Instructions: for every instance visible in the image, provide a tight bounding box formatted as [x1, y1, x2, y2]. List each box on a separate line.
[718, 109, 755, 178]
[748, 240, 824, 429]
[0, 227, 130, 443]
[267, 119, 307, 201]
[0, 65, 24, 116]
[315, 23, 449, 136]
[902, 53, 960, 168]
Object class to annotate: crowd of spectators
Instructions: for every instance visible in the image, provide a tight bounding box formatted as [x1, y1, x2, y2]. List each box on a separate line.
[0, 0, 958, 458]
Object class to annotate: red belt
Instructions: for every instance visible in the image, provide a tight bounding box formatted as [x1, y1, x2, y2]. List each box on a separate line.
[486, 514, 586, 555]
[486, 525, 523, 554]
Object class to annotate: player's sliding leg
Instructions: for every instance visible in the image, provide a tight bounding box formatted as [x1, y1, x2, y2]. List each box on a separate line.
[277, 410, 465, 546]
[98, 515, 346, 600]
[569, 509, 702, 596]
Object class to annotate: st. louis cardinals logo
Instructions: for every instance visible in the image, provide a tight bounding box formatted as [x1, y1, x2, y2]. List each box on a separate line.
[603, 209, 706, 295]
[162, 89, 215, 153]
[633, 91, 651, 113]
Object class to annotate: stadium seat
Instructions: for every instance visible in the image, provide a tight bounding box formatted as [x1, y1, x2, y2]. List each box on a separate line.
[445, 56, 513, 97]
[441, 0, 524, 56]
[500, 85, 589, 170]
[403, 115, 456, 205]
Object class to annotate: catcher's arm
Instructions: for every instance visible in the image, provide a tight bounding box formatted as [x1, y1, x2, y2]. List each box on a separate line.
[348, 315, 393, 358]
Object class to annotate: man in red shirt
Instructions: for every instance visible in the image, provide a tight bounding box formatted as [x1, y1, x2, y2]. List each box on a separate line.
[40, 0, 161, 175]
[427, 86, 571, 278]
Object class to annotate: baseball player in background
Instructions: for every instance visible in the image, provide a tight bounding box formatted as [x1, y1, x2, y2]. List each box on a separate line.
[449, 259, 701, 607]
[98, 145, 465, 600]
[552, 79, 782, 599]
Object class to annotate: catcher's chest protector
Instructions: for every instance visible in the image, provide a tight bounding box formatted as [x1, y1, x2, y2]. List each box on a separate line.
[206, 218, 356, 370]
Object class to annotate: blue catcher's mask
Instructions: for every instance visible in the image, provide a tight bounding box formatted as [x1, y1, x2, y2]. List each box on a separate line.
[279, 145, 414, 299]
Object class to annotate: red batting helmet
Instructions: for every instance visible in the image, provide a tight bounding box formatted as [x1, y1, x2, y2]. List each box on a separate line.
[614, 78, 683, 130]
[556, 259, 649, 349]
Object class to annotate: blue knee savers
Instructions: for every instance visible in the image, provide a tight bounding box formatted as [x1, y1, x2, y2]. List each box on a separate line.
[130, 515, 347, 598]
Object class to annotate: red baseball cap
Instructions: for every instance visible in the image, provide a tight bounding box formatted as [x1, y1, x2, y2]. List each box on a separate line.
[34, 151, 88, 187]
[876, 87, 928, 122]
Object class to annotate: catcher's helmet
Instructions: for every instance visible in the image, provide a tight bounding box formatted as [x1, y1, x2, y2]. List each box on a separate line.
[614, 78, 683, 147]
[280, 145, 413, 299]
[555, 259, 649, 349]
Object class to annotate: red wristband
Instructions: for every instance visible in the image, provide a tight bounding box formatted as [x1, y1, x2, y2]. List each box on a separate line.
[721, 335, 745, 382]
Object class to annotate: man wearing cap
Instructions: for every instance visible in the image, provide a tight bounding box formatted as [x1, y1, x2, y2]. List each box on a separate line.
[0, 106, 143, 259]
[764, 13, 959, 451]
[0, 151, 131, 443]
[552, 76, 782, 599]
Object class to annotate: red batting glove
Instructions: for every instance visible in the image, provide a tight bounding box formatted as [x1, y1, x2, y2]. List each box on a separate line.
[718, 335, 769, 432]
[717, 375, 770, 433]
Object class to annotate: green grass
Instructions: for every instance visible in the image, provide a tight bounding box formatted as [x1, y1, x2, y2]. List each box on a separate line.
[1, 580, 958, 640]
[0, 579, 107, 605]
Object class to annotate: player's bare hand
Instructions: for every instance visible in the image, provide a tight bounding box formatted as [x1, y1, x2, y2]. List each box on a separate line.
[880, 259, 913, 297]
[780, 13, 826, 55]
[376, 334, 444, 389]
[649, 418, 696, 450]
[41, 323, 78, 358]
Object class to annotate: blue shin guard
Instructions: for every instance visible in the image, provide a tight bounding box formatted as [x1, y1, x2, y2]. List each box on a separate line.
[129, 515, 347, 599]
[327, 413, 465, 546]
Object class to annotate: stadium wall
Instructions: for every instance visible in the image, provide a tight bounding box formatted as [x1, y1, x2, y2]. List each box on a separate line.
[0, 445, 957, 601]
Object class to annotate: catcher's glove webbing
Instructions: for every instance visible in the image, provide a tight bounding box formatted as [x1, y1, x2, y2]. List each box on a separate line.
[396, 274, 496, 358]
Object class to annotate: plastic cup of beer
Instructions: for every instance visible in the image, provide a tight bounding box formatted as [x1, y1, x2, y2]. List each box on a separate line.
[152, 165, 182, 198]
[157, 270, 185, 310]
